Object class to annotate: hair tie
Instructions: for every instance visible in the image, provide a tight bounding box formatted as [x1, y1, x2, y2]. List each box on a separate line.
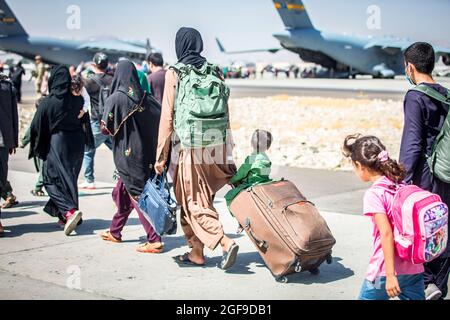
[377, 150, 389, 163]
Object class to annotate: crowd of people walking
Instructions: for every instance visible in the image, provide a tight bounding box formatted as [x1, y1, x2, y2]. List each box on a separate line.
[0, 28, 449, 300]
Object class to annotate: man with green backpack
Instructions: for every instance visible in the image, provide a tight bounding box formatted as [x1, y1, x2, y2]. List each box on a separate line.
[155, 27, 238, 270]
[400, 42, 450, 300]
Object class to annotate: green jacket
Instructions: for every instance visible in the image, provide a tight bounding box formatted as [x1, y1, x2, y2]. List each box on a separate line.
[137, 70, 151, 94]
[225, 152, 272, 208]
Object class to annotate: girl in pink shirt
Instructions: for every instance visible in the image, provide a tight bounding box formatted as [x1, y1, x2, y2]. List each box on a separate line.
[343, 134, 425, 300]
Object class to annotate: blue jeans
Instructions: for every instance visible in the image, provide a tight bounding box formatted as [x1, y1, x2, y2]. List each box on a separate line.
[358, 274, 425, 300]
[83, 120, 112, 183]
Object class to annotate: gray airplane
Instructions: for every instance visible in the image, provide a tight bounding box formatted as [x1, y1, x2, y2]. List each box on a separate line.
[0, 0, 155, 66]
[217, 0, 450, 78]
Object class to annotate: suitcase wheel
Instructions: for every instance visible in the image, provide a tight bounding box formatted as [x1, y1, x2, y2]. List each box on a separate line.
[309, 268, 320, 275]
[276, 276, 288, 284]
[326, 254, 333, 265]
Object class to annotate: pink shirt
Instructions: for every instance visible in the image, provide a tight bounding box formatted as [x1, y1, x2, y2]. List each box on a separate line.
[363, 176, 424, 281]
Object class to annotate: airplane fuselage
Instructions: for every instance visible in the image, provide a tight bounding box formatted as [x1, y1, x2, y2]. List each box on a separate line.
[0, 35, 142, 66]
[274, 28, 405, 77]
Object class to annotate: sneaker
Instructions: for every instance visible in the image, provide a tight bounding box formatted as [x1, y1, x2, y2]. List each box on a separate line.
[78, 181, 96, 190]
[64, 210, 82, 236]
[425, 283, 443, 300]
[1, 194, 18, 209]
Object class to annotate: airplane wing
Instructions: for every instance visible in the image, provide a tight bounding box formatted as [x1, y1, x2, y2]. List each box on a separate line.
[77, 39, 147, 56]
[364, 39, 410, 54]
[366, 39, 450, 57]
[216, 38, 282, 54]
[435, 47, 450, 55]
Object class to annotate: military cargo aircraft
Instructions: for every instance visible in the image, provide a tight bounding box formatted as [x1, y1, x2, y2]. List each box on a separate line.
[0, 0, 156, 66]
[217, 0, 450, 78]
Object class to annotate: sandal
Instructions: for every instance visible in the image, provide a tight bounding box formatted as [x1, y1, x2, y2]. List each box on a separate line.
[219, 243, 239, 270]
[1, 195, 18, 209]
[100, 230, 121, 243]
[173, 253, 205, 267]
[31, 190, 45, 197]
[136, 242, 164, 253]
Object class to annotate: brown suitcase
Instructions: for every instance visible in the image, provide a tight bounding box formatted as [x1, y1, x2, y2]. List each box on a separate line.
[230, 179, 336, 283]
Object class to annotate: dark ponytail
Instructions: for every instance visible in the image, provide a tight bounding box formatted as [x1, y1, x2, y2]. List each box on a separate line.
[342, 134, 406, 184]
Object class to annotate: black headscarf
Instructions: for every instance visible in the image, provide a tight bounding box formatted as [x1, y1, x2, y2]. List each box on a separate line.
[175, 27, 207, 68]
[102, 60, 146, 136]
[110, 59, 144, 105]
[45, 65, 73, 131]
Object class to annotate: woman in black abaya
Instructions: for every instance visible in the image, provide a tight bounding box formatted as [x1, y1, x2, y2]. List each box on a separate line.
[100, 60, 163, 253]
[30, 65, 90, 236]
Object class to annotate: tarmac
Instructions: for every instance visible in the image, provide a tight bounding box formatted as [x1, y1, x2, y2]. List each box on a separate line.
[1, 78, 450, 300]
[228, 77, 450, 99]
[1, 168, 368, 300]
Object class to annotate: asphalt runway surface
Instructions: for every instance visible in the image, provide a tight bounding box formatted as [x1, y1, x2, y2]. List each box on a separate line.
[228, 76, 450, 100]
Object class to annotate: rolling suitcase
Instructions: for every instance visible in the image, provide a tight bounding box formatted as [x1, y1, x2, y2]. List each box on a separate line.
[229, 179, 336, 283]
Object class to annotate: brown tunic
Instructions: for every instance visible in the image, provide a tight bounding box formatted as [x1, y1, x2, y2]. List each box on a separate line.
[156, 70, 236, 250]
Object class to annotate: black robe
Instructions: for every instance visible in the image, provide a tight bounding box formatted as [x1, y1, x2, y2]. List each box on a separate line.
[102, 60, 161, 197]
[30, 66, 91, 219]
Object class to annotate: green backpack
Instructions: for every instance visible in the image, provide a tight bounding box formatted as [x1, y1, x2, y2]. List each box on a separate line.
[170, 62, 230, 148]
[411, 84, 450, 183]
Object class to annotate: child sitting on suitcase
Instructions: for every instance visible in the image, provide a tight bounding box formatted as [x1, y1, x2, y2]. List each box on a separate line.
[225, 129, 273, 210]
[343, 134, 425, 300]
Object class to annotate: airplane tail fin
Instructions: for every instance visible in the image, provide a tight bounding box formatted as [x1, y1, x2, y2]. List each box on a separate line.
[215, 38, 226, 53]
[0, 0, 27, 37]
[272, 0, 314, 29]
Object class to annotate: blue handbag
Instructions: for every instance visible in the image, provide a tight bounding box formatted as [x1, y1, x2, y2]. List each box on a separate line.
[138, 171, 177, 236]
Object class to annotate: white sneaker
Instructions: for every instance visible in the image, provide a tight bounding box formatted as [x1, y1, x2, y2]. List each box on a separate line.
[425, 283, 442, 300]
[64, 211, 82, 236]
[78, 181, 96, 190]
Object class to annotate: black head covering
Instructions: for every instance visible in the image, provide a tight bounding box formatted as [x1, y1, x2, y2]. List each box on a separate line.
[48, 65, 71, 97]
[110, 59, 143, 104]
[175, 27, 207, 68]
[45, 65, 74, 129]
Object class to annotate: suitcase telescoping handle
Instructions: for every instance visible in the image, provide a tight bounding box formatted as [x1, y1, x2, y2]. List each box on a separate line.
[282, 199, 315, 213]
[244, 218, 269, 252]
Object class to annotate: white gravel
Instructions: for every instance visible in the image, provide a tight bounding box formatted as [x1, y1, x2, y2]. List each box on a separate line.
[229, 95, 404, 170]
[18, 95, 405, 171]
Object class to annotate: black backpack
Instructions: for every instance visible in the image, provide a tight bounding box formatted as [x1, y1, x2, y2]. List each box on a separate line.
[91, 74, 112, 117]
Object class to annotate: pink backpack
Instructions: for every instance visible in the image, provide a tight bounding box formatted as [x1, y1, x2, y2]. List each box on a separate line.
[375, 183, 448, 264]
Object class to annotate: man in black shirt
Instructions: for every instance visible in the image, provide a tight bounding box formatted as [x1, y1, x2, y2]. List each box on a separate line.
[399, 42, 450, 300]
[147, 53, 166, 105]
[79, 53, 114, 190]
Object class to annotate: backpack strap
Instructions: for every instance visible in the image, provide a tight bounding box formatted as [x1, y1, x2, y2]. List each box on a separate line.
[169, 63, 190, 79]
[411, 84, 450, 175]
[410, 84, 450, 105]
[371, 182, 401, 195]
